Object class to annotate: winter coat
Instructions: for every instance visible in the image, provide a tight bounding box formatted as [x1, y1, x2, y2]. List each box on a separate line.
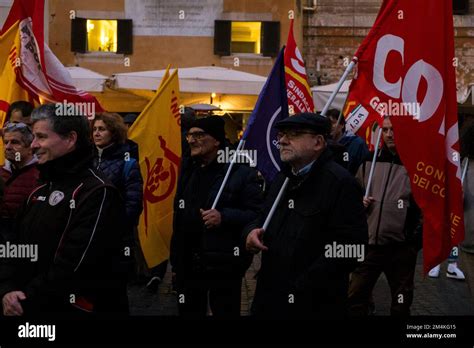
[0, 159, 39, 219]
[355, 146, 422, 247]
[170, 155, 263, 288]
[243, 148, 368, 318]
[92, 142, 143, 227]
[0, 146, 129, 315]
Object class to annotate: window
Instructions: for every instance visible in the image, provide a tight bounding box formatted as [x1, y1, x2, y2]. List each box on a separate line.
[231, 22, 261, 54]
[214, 20, 280, 57]
[86, 20, 117, 53]
[71, 18, 133, 54]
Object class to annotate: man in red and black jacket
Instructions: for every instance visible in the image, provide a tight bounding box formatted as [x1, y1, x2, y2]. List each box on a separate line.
[0, 104, 129, 316]
[0, 122, 39, 243]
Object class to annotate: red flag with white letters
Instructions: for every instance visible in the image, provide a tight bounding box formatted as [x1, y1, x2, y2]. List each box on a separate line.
[347, 0, 464, 273]
[284, 19, 314, 114]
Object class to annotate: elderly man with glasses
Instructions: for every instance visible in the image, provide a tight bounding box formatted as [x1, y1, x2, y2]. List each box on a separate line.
[0, 122, 39, 243]
[244, 112, 368, 319]
[170, 116, 262, 318]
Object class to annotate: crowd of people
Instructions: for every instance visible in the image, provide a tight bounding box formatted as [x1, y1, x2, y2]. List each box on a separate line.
[0, 100, 472, 318]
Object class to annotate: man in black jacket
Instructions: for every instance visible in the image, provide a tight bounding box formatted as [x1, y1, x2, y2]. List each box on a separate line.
[244, 113, 368, 319]
[170, 116, 262, 317]
[0, 104, 128, 316]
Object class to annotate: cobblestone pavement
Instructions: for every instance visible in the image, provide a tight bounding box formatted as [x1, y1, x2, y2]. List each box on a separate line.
[373, 251, 474, 315]
[129, 251, 474, 316]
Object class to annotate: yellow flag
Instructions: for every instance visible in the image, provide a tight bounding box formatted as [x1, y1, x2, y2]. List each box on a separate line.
[129, 69, 181, 268]
[0, 21, 30, 165]
[158, 64, 171, 90]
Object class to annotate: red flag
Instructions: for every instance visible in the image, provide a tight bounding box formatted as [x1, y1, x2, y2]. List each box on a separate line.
[344, 0, 395, 148]
[1, 0, 103, 117]
[284, 19, 314, 114]
[347, 0, 464, 273]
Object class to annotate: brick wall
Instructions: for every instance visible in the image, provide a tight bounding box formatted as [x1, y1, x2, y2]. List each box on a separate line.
[304, 0, 474, 98]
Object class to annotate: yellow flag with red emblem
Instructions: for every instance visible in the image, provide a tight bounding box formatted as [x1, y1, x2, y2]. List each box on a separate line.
[0, 21, 30, 165]
[128, 69, 181, 268]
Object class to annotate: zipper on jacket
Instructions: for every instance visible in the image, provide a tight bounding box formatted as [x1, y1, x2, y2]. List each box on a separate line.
[374, 157, 394, 245]
[96, 153, 102, 170]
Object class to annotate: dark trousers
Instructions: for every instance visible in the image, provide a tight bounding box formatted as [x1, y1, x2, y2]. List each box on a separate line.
[177, 277, 242, 318]
[348, 243, 418, 316]
[131, 226, 168, 282]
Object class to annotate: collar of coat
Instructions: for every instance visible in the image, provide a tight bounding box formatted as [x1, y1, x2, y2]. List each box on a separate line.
[37, 145, 94, 182]
[282, 147, 334, 181]
[95, 142, 129, 160]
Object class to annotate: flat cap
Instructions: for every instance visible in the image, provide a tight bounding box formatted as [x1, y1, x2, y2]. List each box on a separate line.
[274, 112, 331, 136]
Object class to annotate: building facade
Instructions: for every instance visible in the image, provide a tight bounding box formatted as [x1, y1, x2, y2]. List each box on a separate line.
[47, 0, 301, 77]
[303, 0, 474, 116]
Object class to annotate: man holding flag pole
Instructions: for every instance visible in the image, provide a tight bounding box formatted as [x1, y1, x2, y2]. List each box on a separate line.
[343, 0, 465, 277]
[169, 116, 262, 317]
[241, 17, 368, 318]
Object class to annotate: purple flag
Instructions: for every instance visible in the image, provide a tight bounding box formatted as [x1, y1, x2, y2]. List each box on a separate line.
[243, 47, 289, 182]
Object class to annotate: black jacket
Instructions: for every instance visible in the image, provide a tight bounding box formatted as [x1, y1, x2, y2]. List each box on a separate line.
[170, 154, 263, 286]
[243, 148, 368, 318]
[0, 146, 128, 315]
[92, 142, 143, 227]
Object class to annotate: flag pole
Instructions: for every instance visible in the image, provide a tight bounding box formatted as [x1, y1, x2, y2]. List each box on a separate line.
[261, 59, 357, 230]
[321, 58, 357, 117]
[364, 127, 383, 198]
[211, 139, 244, 209]
[336, 87, 351, 128]
[263, 177, 289, 230]
[461, 157, 469, 184]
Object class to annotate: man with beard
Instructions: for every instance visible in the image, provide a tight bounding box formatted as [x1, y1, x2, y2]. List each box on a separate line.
[245, 112, 368, 318]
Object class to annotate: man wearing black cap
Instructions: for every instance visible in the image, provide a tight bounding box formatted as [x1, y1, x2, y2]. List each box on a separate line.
[170, 116, 262, 317]
[244, 112, 368, 319]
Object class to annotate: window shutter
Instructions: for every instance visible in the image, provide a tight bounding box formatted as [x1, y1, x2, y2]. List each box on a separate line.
[71, 18, 87, 53]
[261, 21, 280, 57]
[214, 20, 231, 56]
[117, 19, 133, 54]
[453, 0, 469, 14]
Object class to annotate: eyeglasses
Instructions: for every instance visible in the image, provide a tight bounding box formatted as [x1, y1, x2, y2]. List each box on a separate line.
[3, 121, 32, 134]
[185, 131, 208, 141]
[276, 130, 319, 141]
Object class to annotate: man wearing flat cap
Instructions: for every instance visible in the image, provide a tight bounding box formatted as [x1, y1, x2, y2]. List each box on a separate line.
[244, 112, 368, 318]
[170, 116, 262, 317]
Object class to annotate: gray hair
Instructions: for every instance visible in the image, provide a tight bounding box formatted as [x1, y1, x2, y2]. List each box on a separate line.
[3, 123, 34, 147]
[31, 104, 91, 150]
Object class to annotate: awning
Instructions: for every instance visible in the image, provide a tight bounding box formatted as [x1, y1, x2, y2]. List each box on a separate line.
[311, 80, 352, 112]
[66, 67, 107, 92]
[113, 66, 266, 95]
